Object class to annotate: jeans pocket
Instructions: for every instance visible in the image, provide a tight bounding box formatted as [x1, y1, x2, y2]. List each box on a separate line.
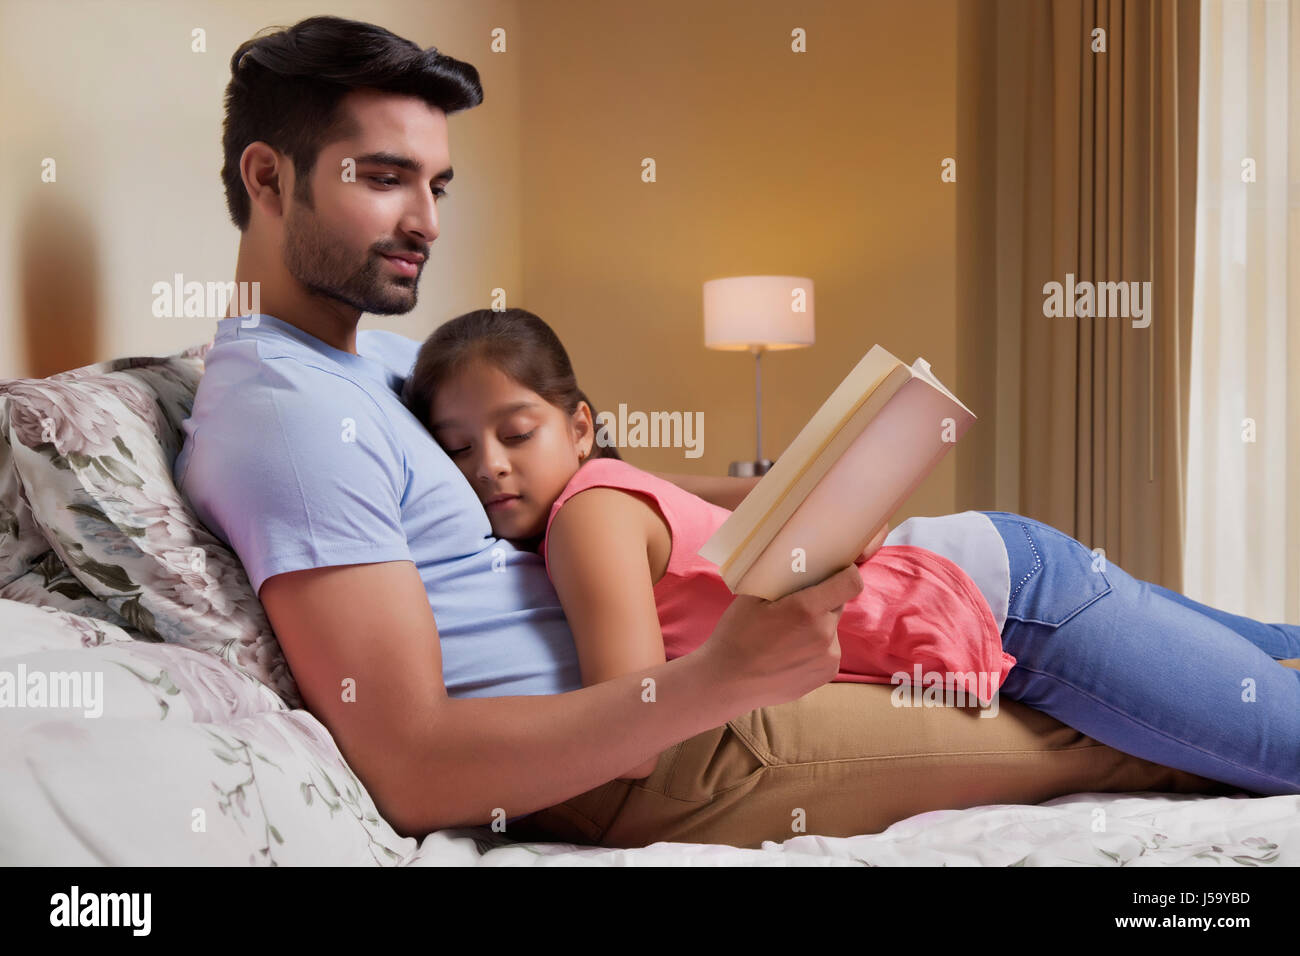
[1002, 517, 1113, 627]
[657, 720, 768, 803]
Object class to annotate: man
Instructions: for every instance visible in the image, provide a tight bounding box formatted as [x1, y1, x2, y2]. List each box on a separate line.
[176, 15, 1221, 848]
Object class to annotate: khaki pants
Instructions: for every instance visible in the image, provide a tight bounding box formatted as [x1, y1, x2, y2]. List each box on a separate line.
[509, 671, 1300, 849]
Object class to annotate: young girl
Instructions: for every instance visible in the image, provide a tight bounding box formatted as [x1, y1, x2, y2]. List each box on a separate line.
[402, 308, 1017, 780]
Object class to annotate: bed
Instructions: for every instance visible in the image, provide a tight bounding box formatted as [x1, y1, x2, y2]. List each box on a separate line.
[3, 343, 1296, 866]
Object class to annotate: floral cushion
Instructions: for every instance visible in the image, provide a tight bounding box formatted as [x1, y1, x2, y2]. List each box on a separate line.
[0, 416, 51, 588]
[0, 345, 302, 708]
[0, 598, 412, 865]
[0, 561, 134, 627]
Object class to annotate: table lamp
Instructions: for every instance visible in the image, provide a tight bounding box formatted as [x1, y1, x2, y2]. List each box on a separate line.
[703, 275, 815, 477]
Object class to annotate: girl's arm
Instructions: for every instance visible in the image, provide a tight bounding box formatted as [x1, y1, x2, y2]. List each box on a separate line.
[545, 486, 672, 781]
[649, 471, 760, 511]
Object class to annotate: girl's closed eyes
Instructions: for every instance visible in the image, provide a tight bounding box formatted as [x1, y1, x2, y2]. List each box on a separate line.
[444, 429, 534, 457]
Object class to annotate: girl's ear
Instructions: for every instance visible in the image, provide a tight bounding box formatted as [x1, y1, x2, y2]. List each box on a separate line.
[572, 400, 595, 459]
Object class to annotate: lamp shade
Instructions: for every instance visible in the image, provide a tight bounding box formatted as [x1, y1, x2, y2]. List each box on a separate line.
[703, 275, 815, 351]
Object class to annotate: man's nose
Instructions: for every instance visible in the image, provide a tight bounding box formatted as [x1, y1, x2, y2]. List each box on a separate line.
[402, 187, 440, 245]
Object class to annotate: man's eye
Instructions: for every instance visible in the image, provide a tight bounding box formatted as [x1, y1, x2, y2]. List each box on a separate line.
[433, 185, 449, 200]
[370, 176, 399, 186]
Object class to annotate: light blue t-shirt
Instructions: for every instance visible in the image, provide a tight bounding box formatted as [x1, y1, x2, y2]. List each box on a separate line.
[174, 313, 584, 699]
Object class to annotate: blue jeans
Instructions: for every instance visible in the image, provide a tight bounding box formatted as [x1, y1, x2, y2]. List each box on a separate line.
[981, 510, 1300, 796]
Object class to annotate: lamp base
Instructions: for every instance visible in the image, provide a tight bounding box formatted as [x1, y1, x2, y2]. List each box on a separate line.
[728, 459, 774, 477]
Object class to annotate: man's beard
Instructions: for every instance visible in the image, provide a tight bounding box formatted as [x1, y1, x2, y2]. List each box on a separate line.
[282, 205, 420, 316]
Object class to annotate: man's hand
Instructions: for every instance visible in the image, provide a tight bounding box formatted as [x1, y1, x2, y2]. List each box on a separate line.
[697, 563, 864, 711]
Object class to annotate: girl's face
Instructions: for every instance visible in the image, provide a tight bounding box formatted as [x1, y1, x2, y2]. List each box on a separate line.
[428, 358, 595, 542]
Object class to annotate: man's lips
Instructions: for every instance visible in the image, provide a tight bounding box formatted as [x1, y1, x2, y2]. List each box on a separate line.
[380, 252, 424, 277]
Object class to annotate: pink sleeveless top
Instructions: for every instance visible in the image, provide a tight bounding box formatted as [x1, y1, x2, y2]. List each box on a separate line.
[539, 459, 1016, 700]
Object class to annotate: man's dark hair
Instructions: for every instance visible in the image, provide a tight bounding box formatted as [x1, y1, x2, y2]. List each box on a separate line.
[221, 15, 483, 231]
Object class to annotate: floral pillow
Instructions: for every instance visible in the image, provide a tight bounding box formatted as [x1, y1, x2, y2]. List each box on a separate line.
[0, 406, 53, 588]
[0, 346, 303, 709]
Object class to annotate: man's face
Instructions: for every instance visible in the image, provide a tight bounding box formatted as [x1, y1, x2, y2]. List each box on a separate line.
[281, 89, 452, 315]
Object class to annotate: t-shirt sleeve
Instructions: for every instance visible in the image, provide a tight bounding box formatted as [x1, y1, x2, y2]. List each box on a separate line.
[185, 360, 412, 594]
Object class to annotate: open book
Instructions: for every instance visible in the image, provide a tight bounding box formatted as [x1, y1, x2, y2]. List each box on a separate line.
[697, 345, 976, 600]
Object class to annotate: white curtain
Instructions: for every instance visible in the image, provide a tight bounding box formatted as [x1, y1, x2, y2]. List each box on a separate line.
[1186, 0, 1300, 623]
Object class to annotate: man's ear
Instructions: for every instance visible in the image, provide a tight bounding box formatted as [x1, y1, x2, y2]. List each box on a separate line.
[240, 141, 286, 221]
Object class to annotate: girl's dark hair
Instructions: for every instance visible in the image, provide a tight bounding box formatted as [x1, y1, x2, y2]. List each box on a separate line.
[222, 15, 483, 231]
[402, 308, 622, 462]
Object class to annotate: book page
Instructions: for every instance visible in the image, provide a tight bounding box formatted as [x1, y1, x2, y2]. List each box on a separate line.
[909, 357, 975, 418]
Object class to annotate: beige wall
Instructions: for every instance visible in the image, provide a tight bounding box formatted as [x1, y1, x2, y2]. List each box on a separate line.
[517, 0, 959, 519]
[2, 0, 962, 518]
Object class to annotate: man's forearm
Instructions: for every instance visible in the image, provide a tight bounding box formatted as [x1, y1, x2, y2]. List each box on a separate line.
[387, 648, 745, 836]
[652, 471, 760, 511]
